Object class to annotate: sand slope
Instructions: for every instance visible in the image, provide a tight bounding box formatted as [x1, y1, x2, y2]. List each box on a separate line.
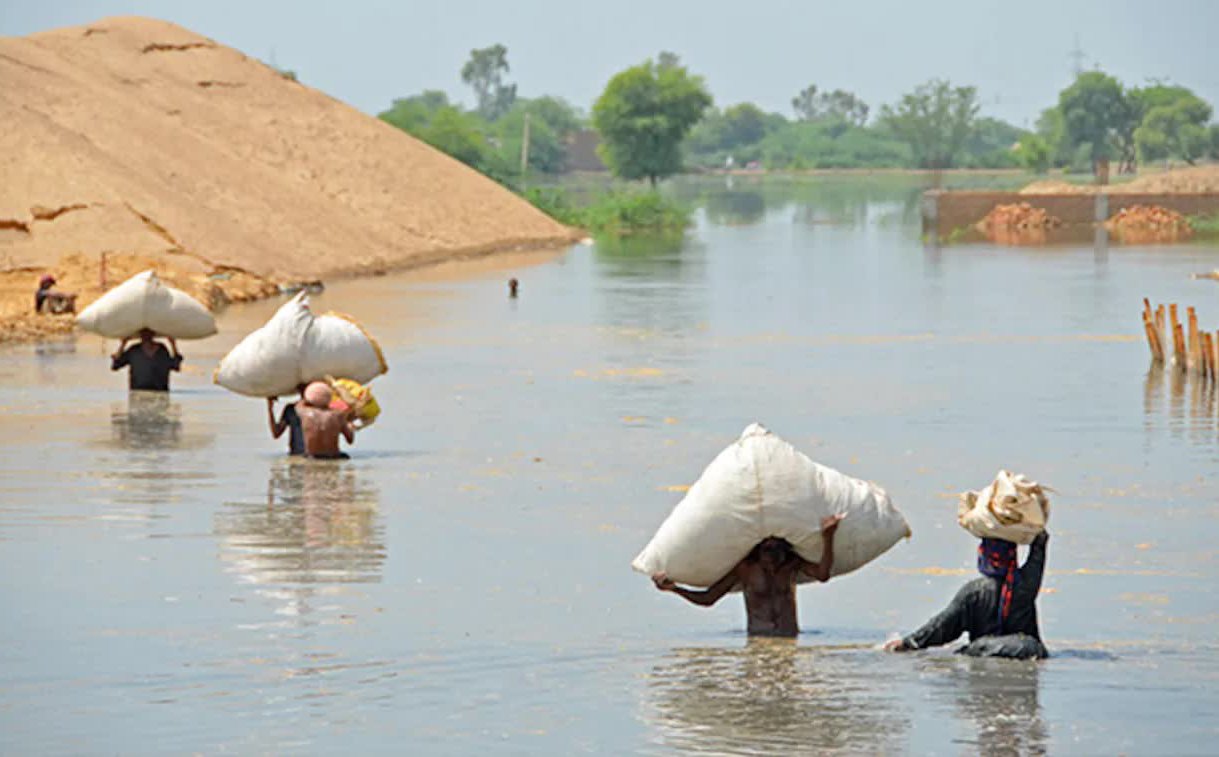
[0, 16, 577, 284]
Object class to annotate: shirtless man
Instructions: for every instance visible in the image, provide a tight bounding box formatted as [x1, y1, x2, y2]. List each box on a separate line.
[295, 381, 355, 459]
[652, 514, 845, 637]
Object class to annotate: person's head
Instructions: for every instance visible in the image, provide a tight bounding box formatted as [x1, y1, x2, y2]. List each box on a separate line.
[38, 274, 56, 290]
[749, 536, 794, 567]
[508, 278, 519, 297]
[303, 381, 333, 408]
[977, 538, 1017, 579]
[138, 328, 155, 343]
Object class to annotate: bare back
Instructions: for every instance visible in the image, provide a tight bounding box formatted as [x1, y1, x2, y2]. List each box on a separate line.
[295, 402, 353, 458]
[737, 554, 803, 637]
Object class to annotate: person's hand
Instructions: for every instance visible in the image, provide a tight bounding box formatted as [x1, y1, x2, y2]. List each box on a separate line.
[883, 638, 907, 653]
[167, 336, 179, 354]
[821, 513, 846, 533]
[267, 397, 277, 408]
[652, 573, 676, 592]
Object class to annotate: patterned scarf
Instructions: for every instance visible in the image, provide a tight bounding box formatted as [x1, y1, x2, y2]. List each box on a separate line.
[977, 538, 1018, 631]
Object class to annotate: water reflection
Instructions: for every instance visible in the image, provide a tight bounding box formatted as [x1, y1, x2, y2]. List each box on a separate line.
[1143, 365, 1218, 442]
[702, 190, 766, 226]
[918, 656, 1046, 756]
[216, 460, 384, 586]
[109, 391, 183, 450]
[643, 641, 908, 754]
[593, 233, 692, 280]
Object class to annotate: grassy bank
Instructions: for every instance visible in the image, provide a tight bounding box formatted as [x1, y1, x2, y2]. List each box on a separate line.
[522, 187, 691, 235]
[1189, 213, 1219, 237]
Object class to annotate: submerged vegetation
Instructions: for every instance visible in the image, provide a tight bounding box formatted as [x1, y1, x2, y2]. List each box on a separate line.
[523, 187, 691, 235]
[1189, 213, 1219, 237]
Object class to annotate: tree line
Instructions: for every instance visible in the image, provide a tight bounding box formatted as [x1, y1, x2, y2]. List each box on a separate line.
[379, 46, 1219, 186]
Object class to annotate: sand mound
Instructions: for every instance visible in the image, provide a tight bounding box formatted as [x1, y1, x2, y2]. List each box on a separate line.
[1104, 205, 1193, 243]
[1019, 165, 1219, 195]
[0, 16, 576, 289]
[978, 203, 1062, 230]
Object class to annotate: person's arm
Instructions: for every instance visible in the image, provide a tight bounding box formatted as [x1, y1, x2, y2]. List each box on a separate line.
[166, 338, 183, 371]
[1014, 531, 1049, 600]
[889, 583, 975, 652]
[267, 398, 287, 438]
[341, 420, 355, 444]
[797, 514, 846, 582]
[111, 341, 131, 370]
[652, 565, 740, 608]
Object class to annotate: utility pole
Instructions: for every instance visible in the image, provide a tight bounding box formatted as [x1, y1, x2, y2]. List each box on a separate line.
[519, 113, 531, 187]
[1068, 34, 1086, 77]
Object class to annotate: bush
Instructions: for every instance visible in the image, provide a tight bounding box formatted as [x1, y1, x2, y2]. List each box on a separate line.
[523, 187, 691, 235]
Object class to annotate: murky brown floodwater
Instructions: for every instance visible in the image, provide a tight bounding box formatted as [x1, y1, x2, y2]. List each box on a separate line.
[3, 174, 1219, 754]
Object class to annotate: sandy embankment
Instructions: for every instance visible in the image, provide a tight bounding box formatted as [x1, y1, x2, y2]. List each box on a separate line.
[0, 16, 580, 343]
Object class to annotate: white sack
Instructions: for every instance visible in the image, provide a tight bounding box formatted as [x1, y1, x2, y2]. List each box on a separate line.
[76, 270, 216, 339]
[632, 423, 912, 588]
[957, 470, 1049, 545]
[213, 292, 387, 398]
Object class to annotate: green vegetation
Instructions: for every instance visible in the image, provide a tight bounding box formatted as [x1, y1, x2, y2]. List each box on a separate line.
[460, 44, 517, 121]
[523, 187, 691, 235]
[878, 80, 981, 169]
[591, 56, 712, 185]
[1189, 213, 1219, 237]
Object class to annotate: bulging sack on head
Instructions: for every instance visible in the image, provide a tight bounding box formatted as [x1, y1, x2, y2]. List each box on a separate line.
[327, 377, 381, 425]
[957, 470, 1050, 545]
[213, 292, 387, 398]
[76, 270, 216, 339]
[631, 423, 912, 588]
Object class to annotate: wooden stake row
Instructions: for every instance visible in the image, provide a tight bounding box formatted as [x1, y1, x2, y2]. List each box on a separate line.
[1144, 299, 1219, 380]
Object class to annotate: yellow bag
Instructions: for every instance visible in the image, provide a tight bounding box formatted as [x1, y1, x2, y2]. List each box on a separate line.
[326, 377, 381, 426]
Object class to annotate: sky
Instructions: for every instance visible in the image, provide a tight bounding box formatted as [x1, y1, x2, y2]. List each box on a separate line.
[3, 0, 1217, 127]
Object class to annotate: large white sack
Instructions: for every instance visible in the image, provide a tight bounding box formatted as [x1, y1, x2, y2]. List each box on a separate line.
[213, 292, 387, 397]
[957, 470, 1049, 545]
[76, 270, 216, 339]
[632, 423, 912, 588]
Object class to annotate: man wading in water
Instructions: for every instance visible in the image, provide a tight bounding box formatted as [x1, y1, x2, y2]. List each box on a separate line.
[651, 514, 845, 637]
[296, 381, 355, 460]
[884, 532, 1049, 659]
[267, 384, 308, 456]
[110, 329, 183, 392]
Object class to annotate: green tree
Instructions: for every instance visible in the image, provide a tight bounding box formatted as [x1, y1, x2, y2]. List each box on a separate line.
[1016, 134, 1052, 173]
[378, 90, 452, 133]
[791, 85, 869, 128]
[592, 58, 712, 185]
[1057, 71, 1131, 179]
[494, 97, 583, 174]
[960, 117, 1025, 168]
[461, 44, 517, 121]
[1131, 86, 1213, 165]
[878, 79, 980, 169]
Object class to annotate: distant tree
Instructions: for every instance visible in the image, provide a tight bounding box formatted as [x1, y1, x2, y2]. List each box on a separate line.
[792, 85, 819, 121]
[791, 85, 868, 127]
[657, 51, 681, 71]
[878, 79, 980, 169]
[1131, 86, 1213, 165]
[592, 58, 712, 185]
[378, 90, 452, 133]
[494, 97, 584, 174]
[461, 44, 517, 121]
[959, 117, 1025, 168]
[1210, 124, 1219, 160]
[1016, 133, 1052, 173]
[1057, 71, 1131, 180]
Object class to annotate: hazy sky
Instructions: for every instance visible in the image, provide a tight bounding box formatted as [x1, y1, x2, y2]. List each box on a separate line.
[3, 0, 1217, 126]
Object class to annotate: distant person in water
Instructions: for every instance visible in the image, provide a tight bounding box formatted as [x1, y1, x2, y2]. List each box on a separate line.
[267, 384, 307, 456]
[110, 329, 182, 391]
[508, 278, 519, 298]
[651, 514, 845, 637]
[296, 381, 354, 459]
[884, 532, 1049, 659]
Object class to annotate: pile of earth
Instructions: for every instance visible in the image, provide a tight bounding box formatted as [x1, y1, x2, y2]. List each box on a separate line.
[0, 16, 578, 342]
[1105, 205, 1193, 243]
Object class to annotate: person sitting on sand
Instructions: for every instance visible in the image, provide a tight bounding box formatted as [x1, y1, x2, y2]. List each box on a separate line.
[884, 532, 1049, 659]
[110, 329, 182, 392]
[296, 381, 355, 460]
[651, 514, 845, 638]
[34, 274, 77, 314]
[267, 384, 307, 456]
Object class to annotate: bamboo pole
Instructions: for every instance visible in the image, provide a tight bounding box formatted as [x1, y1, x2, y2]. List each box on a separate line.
[1156, 305, 1166, 346]
[1188, 307, 1200, 371]
[1173, 321, 1187, 369]
[1143, 297, 1152, 322]
[1144, 315, 1165, 363]
[1204, 332, 1215, 381]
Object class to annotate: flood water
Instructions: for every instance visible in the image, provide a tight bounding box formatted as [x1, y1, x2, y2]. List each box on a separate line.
[3, 174, 1219, 754]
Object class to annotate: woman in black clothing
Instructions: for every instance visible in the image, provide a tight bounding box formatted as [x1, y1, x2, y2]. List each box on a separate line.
[884, 532, 1049, 659]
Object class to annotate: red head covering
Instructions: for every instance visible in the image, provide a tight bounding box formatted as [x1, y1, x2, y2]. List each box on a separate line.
[39, 274, 56, 288]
